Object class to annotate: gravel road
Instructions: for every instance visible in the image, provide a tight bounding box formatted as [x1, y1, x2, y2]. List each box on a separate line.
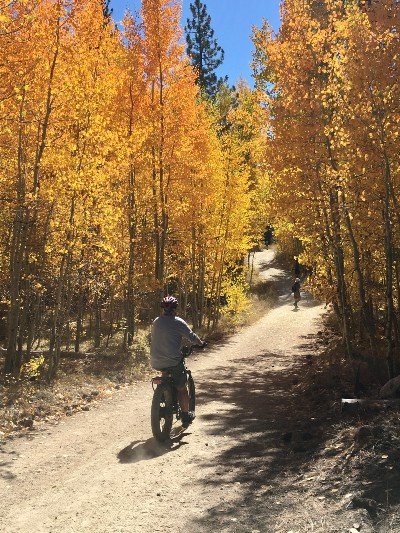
[0, 249, 326, 533]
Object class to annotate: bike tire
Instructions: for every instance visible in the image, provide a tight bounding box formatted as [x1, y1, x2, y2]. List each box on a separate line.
[151, 385, 173, 442]
[188, 375, 196, 412]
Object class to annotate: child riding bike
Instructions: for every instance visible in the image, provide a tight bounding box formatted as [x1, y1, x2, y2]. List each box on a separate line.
[150, 296, 206, 428]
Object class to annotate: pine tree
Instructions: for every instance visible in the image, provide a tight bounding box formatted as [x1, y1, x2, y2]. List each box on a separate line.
[185, 0, 225, 97]
[101, 0, 112, 19]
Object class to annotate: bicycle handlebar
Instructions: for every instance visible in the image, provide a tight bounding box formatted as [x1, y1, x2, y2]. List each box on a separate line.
[181, 342, 207, 358]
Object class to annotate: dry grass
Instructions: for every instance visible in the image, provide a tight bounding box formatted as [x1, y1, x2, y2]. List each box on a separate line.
[0, 329, 153, 440]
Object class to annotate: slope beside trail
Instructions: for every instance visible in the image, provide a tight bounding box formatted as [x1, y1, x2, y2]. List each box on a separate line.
[0, 249, 352, 533]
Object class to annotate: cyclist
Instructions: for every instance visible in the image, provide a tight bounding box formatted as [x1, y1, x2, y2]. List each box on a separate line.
[150, 296, 205, 428]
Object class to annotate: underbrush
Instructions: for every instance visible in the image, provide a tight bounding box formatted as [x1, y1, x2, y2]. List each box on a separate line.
[0, 329, 153, 440]
[235, 313, 400, 530]
[293, 316, 400, 528]
[199, 269, 277, 343]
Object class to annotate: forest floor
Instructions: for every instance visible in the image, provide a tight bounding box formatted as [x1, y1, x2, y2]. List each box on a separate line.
[1, 248, 400, 532]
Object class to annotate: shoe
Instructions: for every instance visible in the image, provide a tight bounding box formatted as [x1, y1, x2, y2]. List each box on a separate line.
[181, 411, 195, 428]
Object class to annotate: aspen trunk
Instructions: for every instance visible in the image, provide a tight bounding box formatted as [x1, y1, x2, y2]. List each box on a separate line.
[341, 191, 375, 353]
[324, 136, 353, 357]
[151, 52, 168, 306]
[16, 276, 28, 368]
[126, 166, 136, 347]
[395, 261, 400, 323]
[157, 56, 167, 291]
[213, 230, 229, 328]
[190, 225, 199, 329]
[330, 188, 353, 359]
[125, 79, 137, 347]
[316, 189, 341, 319]
[212, 165, 233, 328]
[26, 293, 40, 359]
[5, 89, 27, 374]
[64, 278, 73, 351]
[383, 151, 395, 379]
[47, 196, 75, 380]
[198, 248, 206, 328]
[94, 294, 101, 349]
[47, 253, 67, 381]
[75, 293, 84, 354]
[106, 290, 114, 348]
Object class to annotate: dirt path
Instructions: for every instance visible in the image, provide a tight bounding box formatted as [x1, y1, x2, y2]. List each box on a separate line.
[0, 249, 345, 533]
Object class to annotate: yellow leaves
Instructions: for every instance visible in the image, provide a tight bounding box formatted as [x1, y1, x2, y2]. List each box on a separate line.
[253, 0, 400, 308]
[0, 0, 264, 338]
[20, 355, 45, 379]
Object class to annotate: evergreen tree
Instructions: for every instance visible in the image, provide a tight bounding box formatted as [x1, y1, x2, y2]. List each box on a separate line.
[185, 0, 225, 97]
[102, 0, 113, 20]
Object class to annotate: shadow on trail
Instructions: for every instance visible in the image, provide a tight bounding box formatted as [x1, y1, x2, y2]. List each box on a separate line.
[117, 433, 190, 464]
[0, 460, 17, 480]
[190, 335, 337, 531]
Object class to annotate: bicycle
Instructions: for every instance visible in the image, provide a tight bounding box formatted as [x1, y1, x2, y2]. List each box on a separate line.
[150, 345, 198, 442]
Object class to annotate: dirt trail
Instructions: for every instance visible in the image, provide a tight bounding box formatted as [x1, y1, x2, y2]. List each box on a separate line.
[1, 249, 332, 533]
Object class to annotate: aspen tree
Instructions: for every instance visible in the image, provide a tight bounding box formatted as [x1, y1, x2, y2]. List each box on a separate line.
[1, 0, 66, 373]
[254, 0, 400, 375]
[46, 0, 123, 371]
[142, 0, 181, 302]
[0, 0, 267, 377]
[118, 13, 146, 346]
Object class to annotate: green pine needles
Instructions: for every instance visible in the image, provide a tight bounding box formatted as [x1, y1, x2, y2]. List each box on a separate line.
[185, 0, 226, 98]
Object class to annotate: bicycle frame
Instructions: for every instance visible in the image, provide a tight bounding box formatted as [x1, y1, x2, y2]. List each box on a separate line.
[150, 346, 200, 440]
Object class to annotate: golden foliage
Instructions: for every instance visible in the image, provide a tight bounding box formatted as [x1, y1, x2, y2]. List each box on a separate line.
[0, 0, 268, 374]
[254, 0, 400, 372]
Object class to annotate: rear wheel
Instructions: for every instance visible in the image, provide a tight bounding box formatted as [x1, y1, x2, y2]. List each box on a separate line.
[188, 375, 196, 412]
[151, 385, 173, 442]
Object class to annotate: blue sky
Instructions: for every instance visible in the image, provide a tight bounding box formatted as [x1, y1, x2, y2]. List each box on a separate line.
[109, 0, 281, 85]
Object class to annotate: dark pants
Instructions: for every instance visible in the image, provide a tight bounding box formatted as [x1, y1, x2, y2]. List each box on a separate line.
[161, 361, 188, 388]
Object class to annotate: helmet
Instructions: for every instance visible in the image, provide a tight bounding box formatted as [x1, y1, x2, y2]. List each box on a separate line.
[161, 295, 178, 310]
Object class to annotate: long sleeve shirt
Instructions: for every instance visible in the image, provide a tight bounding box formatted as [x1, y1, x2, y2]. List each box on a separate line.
[150, 314, 202, 370]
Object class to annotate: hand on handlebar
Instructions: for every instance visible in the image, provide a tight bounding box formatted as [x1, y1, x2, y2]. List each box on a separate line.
[181, 342, 207, 358]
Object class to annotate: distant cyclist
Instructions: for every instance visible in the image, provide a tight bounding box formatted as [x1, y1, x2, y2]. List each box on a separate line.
[150, 296, 205, 428]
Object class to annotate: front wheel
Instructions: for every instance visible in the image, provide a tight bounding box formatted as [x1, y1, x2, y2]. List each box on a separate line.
[188, 375, 196, 412]
[151, 385, 173, 442]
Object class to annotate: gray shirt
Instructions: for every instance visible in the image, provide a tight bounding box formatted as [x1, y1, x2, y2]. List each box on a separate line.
[150, 315, 202, 370]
